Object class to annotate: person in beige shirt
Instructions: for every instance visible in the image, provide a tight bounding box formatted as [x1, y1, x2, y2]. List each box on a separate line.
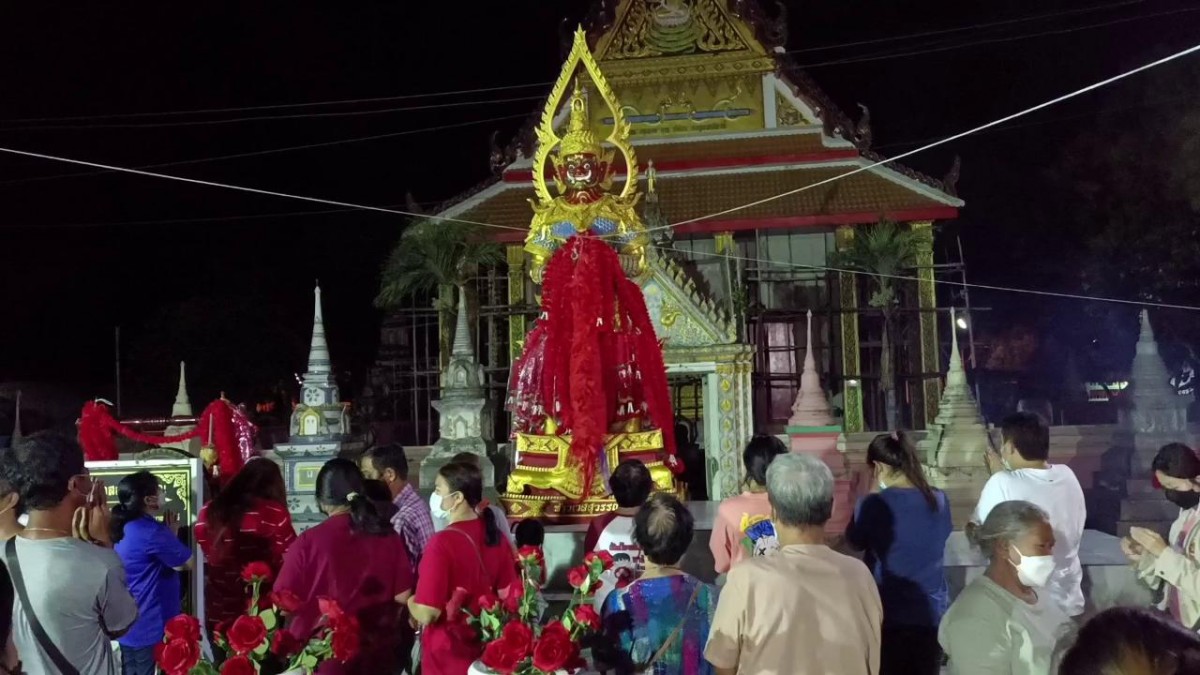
[705, 453, 882, 675]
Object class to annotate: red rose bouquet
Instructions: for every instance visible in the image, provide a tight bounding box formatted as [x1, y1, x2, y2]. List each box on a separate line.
[460, 547, 613, 675]
[154, 562, 360, 675]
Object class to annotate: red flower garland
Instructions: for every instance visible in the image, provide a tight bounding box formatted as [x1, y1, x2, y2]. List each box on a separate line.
[77, 399, 245, 478]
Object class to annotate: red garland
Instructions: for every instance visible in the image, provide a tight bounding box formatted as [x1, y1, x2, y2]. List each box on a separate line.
[566, 240, 610, 496]
[78, 399, 245, 478]
[616, 276, 680, 472]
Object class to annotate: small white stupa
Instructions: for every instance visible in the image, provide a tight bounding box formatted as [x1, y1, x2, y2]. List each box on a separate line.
[919, 309, 990, 526]
[162, 362, 201, 456]
[788, 310, 835, 427]
[274, 284, 352, 528]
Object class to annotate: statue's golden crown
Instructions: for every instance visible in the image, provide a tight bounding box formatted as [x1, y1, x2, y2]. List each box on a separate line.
[559, 80, 601, 158]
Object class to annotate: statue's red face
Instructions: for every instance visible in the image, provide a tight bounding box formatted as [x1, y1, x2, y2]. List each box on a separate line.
[561, 153, 605, 192]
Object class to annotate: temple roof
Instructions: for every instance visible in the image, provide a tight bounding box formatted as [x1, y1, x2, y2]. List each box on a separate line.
[433, 0, 962, 236]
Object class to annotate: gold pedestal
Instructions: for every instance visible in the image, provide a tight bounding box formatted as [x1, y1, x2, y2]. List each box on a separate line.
[500, 429, 677, 523]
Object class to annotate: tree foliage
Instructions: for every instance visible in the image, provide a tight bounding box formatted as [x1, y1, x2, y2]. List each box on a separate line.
[375, 220, 504, 310]
[830, 219, 923, 429]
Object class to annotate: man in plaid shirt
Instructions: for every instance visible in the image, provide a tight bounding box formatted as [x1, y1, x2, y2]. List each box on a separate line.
[361, 443, 435, 575]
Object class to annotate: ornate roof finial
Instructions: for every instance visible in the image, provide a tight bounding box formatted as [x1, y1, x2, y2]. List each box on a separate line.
[451, 286, 476, 360]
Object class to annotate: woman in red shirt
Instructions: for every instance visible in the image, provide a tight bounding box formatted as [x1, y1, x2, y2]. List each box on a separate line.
[194, 458, 297, 636]
[409, 461, 517, 675]
[275, 458, 413, 675]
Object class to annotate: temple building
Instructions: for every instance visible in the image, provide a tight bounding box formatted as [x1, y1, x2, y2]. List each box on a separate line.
[367, 0, 963, 498]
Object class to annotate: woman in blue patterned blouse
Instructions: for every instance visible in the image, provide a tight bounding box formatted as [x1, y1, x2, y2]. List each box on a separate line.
[599, 493, 718, 675]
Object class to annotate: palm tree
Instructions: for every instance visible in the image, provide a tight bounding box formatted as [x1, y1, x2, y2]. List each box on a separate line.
[375, 220, 504, 366]
[831, 220, 923, 430]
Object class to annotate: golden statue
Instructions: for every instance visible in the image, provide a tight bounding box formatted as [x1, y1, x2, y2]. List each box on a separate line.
[503, 28, 679, 523]
[524, 29, 649, 283]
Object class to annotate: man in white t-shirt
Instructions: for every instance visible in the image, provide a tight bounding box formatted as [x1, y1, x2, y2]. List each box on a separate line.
[971, 412, 1086, 617]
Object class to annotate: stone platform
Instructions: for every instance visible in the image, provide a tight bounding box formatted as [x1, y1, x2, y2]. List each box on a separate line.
[538, 501, 1148, 613]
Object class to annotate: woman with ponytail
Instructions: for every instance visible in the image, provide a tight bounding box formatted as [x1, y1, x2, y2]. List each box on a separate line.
[112, 470, 193, 675]
[409, 461, 519, 675]
[845, 431, 952, 675]
[275, 458, 413, 675]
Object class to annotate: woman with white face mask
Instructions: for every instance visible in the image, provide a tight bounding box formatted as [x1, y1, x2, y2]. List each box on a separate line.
[940, 500, 1072, 675]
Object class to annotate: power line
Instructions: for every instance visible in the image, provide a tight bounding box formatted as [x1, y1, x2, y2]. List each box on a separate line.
[798, 7, 1200, 69]
[0, 1, 1148, 127]
[787, 0, 1141, 54]
[0, 144, 528, 233]
[640, 41, 1200, 235]
[0, 95, 545, 132]
[663, 245, 1200, 312]
[0, 82, 553, 125]
[0, 113, 529, 187]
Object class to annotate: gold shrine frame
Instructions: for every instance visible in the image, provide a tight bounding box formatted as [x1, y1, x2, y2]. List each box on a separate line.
[506, 429, 675, 501]
[532, 28, 639, 205]
[87, 458, 206, 620]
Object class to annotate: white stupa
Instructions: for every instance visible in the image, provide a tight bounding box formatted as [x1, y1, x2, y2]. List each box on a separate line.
[788, 310, 835, 427]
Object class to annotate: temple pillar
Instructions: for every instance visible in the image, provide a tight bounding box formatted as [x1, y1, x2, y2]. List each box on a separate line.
[835, 226, 864, 433]
[911, 221, 940, 429]
[507, 245, 528, 363]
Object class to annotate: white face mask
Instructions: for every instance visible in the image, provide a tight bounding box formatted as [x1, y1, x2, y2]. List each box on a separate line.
[1010, 544, 1055, 588]
[429, 491, 449, 520]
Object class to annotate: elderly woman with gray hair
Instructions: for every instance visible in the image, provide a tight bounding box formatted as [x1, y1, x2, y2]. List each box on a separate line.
[705, 453, 882, 675]
[940, 500, 1072, 675]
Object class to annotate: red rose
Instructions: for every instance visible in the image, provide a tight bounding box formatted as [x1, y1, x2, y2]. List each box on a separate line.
[225, 615, 268, 655]
[240, 561, 273, 584]
[446, 586, 470, 619]
[270, 589, 303, 613]
[517, 545, 543, 562]
[318, 597, 346, 623]
[331, 624, 361, 662]
[219, 655, 256, 675]
[500, 620, 534, 657]
[583, 550, 614, 571]
[476, 592, 500, 613]
[566, 565, 596, 594]
[154, 637, 200, 675]
[532, 621, 578, 673]
[270, 630, 302, 658]
[572, 604, 601, 632]
[501, 579, 525, 614]
[163, 614, 201, 642]
[481, 638, 523, 674]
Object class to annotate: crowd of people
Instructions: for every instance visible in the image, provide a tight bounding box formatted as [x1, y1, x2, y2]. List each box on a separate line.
[1, 412, 1200, 674]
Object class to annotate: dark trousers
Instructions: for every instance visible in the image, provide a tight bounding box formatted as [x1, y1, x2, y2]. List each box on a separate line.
[880, 625, 942, 675]
[120, 645, 157, 675]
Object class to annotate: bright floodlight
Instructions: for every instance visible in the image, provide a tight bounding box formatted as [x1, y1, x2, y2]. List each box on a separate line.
[956, 316, 969, 330]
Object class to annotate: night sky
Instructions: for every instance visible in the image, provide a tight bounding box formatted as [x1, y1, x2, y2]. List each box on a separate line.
[1, 0, 1197, 415]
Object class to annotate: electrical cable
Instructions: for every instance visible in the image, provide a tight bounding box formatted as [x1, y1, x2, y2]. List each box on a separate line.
[786, 0, 1141, 54]
[0, 144, 528, 233]
[0, 95, 545, 132]
[656, 244, 1200, 312]
[798, 6, 1200, 69]
[633, 41, 1200, 235]
[0, 113, 529, 186]
[0, 0, 1149, 125]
